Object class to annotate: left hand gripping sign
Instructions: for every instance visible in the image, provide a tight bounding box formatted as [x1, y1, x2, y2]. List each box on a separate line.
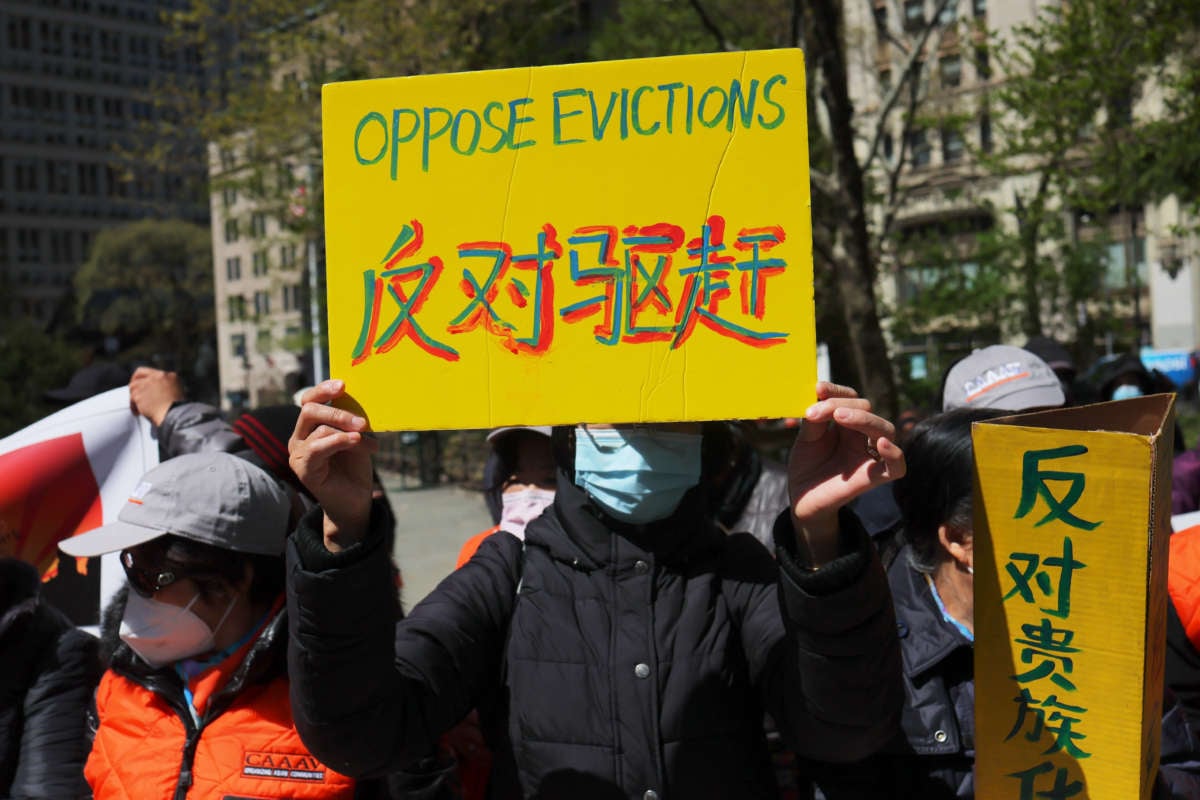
[323, 49, 815, 431]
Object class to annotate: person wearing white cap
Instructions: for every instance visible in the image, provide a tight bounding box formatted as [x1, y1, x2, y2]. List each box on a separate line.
[58, 452, 367, 800]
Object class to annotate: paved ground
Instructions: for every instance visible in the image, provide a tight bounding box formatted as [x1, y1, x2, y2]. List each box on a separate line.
[378, 470, 493, 610]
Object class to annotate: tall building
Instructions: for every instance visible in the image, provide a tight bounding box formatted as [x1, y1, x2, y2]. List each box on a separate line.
[208, 143, 314, 411]
[0, 0, 209, 327]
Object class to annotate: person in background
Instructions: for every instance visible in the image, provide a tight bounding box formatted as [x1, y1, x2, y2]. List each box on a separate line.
[1023, 335, 1079, 406]
[44, 361, 132, 406]
[456, 426, 556, 568]
[284, 379, 906, 799]
[58, 452, 401, 800]
[127, 366, 405, 613]
[705, 421, 791, 550]
[0, 556, 101, 800]
[811, 409, 1200, 799]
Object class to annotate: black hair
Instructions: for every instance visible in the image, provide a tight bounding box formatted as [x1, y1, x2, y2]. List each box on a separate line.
[893, 407, 1008, 572]
[145, 534, 285, 607]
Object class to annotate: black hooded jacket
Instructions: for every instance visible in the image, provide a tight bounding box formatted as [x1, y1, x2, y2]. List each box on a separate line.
[0, 559, 101, 800]
[287, 474, 903, 799]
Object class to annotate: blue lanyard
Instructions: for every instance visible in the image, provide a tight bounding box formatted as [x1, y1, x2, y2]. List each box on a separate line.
[924, 574, 974, 643]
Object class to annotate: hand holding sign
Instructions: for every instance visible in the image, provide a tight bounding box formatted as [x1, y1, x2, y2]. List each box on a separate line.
[288, 380, 378, 552]
[787, 382, 905, 567]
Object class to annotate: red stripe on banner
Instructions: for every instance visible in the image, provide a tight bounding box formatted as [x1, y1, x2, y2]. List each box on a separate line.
[234, 416, 290, 475]
[0, 434, 103, 578]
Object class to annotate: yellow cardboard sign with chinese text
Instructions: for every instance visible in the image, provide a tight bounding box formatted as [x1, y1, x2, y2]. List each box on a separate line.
[973, 395, 1175, 799]
[321, 49, 813, 431]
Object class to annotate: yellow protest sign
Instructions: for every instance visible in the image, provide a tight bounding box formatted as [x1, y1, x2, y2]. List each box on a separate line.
[321, 49, 814, 431]
[973, 396, 1175, 800]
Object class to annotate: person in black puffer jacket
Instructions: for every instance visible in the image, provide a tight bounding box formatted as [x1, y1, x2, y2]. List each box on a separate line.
[285, 380, 905, 800]
[0, 557, 102, 800]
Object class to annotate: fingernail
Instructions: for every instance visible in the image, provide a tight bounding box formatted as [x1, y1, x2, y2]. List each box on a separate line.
[805, 403, 821, 417]
[351, 415, 366, 427]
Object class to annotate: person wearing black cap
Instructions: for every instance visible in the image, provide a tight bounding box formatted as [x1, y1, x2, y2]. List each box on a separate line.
[44, 362, 132, 405]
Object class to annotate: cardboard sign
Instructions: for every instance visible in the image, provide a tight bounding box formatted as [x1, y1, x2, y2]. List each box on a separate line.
[973, 395, 1175, 800]
[321, 49, 814, 431]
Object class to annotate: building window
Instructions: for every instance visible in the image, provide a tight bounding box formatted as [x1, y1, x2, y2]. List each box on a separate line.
[252, 250, 268, 276]
[250, 212, 267, 238]
[980, 113, 993, 153]
[883, 133, 895, 163]
[231, 333, 246, 358]
[47, 161, 71, 194]
[908, 129, 932, 167]
[253, 290, 271, 317]
[973, 0, 986, 18]
[226, 256, 242, 281]
[280, 243, 297, 269]
[879, 68, 892, 93]
[904, 0, 925, 31]
[282, 283, 302, 312]
[938, 0, 957, 25]
[940, 55, 962, 88]
[227, 295, 246, 321]
[224, 218, 239, 243]
[14, 160, 38, 191]
[942, 128, 965, 162]
[873, 4, 887, 32]
[7, 17, 32, 50]
[256, 329, 273, 352]
[221, 186, 237, 208]
[975, 46, 990, 80]
[79, 163, 99, 195]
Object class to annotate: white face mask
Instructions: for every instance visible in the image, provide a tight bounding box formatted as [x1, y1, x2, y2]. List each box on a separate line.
[499, 488, 555, 539]
[119, 590, 236, 668]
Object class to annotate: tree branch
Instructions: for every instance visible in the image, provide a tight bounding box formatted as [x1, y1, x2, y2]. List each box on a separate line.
[687, 0, 738, 52]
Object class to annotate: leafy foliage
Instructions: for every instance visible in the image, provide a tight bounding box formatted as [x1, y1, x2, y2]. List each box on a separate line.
[72, 220, 217, 396]
[0, 318, 80, 438]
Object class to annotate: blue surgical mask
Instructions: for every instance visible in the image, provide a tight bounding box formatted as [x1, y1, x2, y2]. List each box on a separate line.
[573, 426, 702, 524]
[1111, 384, 1144, 401]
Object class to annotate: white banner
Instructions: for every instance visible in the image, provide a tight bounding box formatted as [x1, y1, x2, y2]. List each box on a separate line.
[0, 387, 158, 627]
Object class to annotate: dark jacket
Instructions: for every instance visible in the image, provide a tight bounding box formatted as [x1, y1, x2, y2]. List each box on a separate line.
[287, 474, 903, 799]
[0, 558, 101, 800]
[812, 546, 1200, 799]
[156, 400, 244, 461]
[810, 545, 973, 799]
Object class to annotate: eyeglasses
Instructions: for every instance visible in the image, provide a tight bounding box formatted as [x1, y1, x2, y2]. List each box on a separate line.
[120, 549, 181, 598]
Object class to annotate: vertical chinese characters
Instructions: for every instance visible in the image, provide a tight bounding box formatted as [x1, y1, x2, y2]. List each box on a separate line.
[1001, 446, 1101, 799]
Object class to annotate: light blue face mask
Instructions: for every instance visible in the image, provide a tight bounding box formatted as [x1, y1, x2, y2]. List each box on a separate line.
[573, 426, 702, 525]
[1111, 384, 1144, 401]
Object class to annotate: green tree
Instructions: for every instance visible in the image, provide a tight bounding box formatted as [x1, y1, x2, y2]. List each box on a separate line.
[72, 220, 217, 398]
[970, 0, 1200, 349]
[0, 318, 80, 438]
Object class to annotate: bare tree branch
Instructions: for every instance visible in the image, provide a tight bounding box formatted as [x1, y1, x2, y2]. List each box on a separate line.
[863, 0, 958, 174]
[687, 0, 738, 52]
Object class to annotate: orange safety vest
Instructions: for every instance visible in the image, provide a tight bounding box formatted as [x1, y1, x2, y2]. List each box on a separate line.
[87, 610, 356, 800]
[455, 525, 500, 569]
[1170, 525, 1200, 651]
